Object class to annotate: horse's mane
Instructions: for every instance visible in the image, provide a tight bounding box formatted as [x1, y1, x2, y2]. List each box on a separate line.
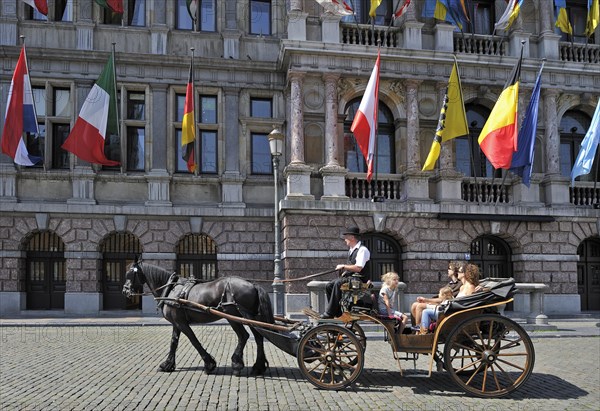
[140, 262, 172, 286]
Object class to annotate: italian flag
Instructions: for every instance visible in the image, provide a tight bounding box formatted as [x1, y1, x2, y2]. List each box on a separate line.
[94, 0, 124, 14]
[62, 54, 120, 166]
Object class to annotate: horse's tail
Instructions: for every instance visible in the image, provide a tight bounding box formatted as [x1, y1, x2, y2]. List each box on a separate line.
[256, 286, 274, 324]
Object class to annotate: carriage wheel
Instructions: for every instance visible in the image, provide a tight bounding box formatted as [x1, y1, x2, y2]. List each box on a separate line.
[345, 322, 366, 349]
[297, 324, 364, 390]
[443, 314, 535, 398]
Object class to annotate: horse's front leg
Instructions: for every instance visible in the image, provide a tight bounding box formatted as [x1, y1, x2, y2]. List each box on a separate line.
[227, 321, 249, 376]
[158, 326, 180, 372]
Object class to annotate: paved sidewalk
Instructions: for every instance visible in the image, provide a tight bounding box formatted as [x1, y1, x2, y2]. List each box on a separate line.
[1, 312, 598, 338]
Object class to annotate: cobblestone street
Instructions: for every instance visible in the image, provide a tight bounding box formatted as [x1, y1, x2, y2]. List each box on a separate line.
[1, 324, 599, 410]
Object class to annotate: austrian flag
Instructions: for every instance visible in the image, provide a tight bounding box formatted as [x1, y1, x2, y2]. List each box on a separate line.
[350, 51, 381, 182]
[62, 54, 120, 166]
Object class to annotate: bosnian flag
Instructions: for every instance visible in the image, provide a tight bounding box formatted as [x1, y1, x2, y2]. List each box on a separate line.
[1, 45, 42, 166]
[22, 0, 48, 16]
[62, 53, 120, 166]
[350, 50, 380, 182]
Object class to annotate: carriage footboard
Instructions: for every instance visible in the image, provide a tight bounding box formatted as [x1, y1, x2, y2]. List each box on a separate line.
[254, 327, 300, 357]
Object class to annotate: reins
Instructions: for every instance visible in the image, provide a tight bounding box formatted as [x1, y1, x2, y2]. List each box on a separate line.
[247, 268, 338, 283]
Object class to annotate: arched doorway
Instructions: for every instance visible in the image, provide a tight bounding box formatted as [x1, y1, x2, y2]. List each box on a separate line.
[176, 233, 218, 281]
[469, 235, 513, 278]
[101, 232, 142, 310]
[25, 231, 66, 310]
[361, 233, 402, 283]
[577, 238, 600, 311]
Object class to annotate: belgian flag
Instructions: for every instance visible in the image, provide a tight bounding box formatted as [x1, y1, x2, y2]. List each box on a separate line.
[478, 50, 523, 170]
[181, 57, 196, 173]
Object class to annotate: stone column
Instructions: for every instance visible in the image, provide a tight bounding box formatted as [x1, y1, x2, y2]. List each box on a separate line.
[145, 83, 171, 207]
[320, 74, 347, 200]
[537, 0, 560, 60]
[285, 71, 313, 200]
[222, 87, 245, 207]
[541, 89, 569, 205]
[434, 24, 455, 52]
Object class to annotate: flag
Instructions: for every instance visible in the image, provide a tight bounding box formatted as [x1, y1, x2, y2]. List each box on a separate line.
[422, 58, 469, 171]
[22, 0, 48, 15]
[422, 0, 468, 30]
[509, 63, 544, 187]
[571, 102, 600, 184]
[393, 0, 411, 20]
[555, 0, 573, 34]
[1, 45, 42, 166]
[62, 53, 120, 166]
[585, 0, 599, 37]
[495, 0, 523, 31]
[181, 57, 196, 173]
[478, 51, 523, 170]
[94, 0, 124, 14]
[314, 0, 354, 16]
[369, 0, 382, 17]
[350, 51, 380, 182]
[187, 0, 198, 21]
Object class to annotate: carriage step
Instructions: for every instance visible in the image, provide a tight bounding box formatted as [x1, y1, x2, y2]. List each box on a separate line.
[301, 307, 321, 320]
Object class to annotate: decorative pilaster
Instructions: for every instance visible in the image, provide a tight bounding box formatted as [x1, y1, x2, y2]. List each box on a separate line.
[321, 13, 341, 43]
[434, 24, 454, 52]
[401, 4, 423, 50]
[67, 166, 97, 205]
[405, 79, 421, 171]
[0, 163, 17, 203]
[222, 87, 245, 207]
[0, 0, 17, 46]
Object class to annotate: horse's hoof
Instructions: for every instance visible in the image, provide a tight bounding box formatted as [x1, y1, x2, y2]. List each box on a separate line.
[204, 358, 217, 374]
[232, 369, 242, 377]
[250, 362, 268, 376]
[158, 361, 175, 372]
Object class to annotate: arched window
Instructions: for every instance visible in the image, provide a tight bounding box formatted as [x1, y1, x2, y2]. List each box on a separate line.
[577, 238, 600, 311]
[101, 232, 142, 310]
[560, 110, 595, 182]
[361, 233, 402, 282]
[176, 234, 218, 281]
[456, 104, 500, 178]
[26, 231, 65, 310]
[343, 99, 395, 174]
[469, 236, 512, 278]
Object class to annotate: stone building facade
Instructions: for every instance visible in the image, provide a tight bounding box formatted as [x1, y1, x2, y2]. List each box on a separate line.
[0, 0, 599, 315]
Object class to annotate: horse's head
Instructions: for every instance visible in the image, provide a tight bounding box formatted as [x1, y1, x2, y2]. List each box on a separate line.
[122, 258, 146, 299]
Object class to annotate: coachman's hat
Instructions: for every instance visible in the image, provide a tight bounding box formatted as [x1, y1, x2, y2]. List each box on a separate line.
[342, 226, 361, 236]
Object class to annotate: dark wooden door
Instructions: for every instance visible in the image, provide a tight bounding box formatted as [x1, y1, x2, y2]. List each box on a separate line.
[26, 259, 66, 310]
[577, 240, 600, 311]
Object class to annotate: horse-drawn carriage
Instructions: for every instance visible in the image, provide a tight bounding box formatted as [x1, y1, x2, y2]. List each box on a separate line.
[122, 261, 534, 398]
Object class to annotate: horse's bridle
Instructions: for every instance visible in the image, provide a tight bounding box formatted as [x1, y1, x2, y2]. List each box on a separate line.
[127, 262, 173, 297]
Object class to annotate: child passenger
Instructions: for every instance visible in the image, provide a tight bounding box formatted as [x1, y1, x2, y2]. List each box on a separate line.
[379, 272, 408, 331]
[418, 286, 454, 335]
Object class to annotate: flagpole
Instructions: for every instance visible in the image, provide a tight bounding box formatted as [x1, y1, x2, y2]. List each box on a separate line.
[346, 0, 363, 44]
[191, 47, 199, 176]
[373, 46, 381, 202]
[111, 43, 122, 174]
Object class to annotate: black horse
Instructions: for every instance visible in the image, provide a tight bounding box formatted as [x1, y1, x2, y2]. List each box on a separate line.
[122, 260, 273, 376]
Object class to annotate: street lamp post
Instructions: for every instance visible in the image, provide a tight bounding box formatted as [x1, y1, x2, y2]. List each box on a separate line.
[268, 128, 285, 316]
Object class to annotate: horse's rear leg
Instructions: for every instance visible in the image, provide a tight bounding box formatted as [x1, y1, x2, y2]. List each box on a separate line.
[178, 323, 217, 374]
[159, 326, 180, 372]
[249, 327, 269, 376]
[227, 321, 249, 376]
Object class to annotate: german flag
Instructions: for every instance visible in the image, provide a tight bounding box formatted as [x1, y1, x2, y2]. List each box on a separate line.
[181, 57, 196, 173]
[478, 51, 523, 170]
